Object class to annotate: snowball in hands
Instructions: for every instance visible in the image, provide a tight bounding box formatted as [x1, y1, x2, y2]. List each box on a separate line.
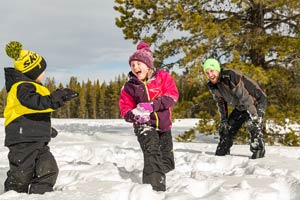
[132, 105, 152, 124]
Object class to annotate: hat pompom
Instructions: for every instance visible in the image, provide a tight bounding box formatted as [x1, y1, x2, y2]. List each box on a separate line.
[137, 41, 150, 50]
[6, 41, 23, 60]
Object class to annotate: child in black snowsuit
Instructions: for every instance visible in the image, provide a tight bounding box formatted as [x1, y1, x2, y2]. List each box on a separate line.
[3, 41, 78, 194]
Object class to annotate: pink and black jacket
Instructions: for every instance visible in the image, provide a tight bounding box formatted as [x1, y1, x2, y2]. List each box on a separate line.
[119, 70, 179, 132]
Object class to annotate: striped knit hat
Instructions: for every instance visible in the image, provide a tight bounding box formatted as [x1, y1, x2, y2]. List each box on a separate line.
[5, 41, 47, 80]
[129, 41, 154, 70]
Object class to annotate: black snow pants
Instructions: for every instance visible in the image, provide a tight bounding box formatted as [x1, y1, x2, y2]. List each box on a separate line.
[4, 142, 59, 194]
[216, 108, 266, 159]
[135, 126, 175, 191]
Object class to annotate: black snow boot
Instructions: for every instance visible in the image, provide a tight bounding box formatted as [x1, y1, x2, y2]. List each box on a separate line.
[250, 137, 265, 159]
[215, 136, 233, 156]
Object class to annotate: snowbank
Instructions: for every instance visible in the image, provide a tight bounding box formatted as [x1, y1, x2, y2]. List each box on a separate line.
[0, 118, 299, 200]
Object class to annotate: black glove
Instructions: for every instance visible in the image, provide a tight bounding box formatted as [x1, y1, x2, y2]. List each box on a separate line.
[61, 88, 79, 101]
[251, 115, 262, 124]
[50, 89, 65, 109]
[249, 115, 263, 134]
[50, 88, 79, 109]
[218, 119, 230, 136]
[51, 127, 58, 138]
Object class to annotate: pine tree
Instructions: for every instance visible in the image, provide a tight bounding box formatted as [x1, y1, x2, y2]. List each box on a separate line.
[115, 0, 300, 69]
[78, 81, 87, 118]
[105, 81, 119, 118]
[96, 81, 107, 119]
[68, 77, 80, 118]
[44, 77, 56, 92]
[86, 80, 97, 119]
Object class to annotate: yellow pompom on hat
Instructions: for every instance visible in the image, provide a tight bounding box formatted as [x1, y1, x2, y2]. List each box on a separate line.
[5, 41, 47, 80]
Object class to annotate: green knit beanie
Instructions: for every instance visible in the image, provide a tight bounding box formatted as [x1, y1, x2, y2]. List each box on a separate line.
[203, 58, 221, 72]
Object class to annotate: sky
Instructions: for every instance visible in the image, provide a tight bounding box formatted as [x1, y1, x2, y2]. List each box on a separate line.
[0, 118, 299, 199]
[0, 0, 134, 88]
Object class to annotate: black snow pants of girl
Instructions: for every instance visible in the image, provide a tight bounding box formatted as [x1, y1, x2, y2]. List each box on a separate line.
[4, 142, 59, 194]
[135, 126, 175, 191]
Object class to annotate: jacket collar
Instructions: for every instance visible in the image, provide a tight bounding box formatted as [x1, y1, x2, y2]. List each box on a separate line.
[4, 68, 34, 92]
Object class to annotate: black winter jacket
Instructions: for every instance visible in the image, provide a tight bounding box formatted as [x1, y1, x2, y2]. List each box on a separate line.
[207, 68, 267, 120]
[4, 68, 63, 147]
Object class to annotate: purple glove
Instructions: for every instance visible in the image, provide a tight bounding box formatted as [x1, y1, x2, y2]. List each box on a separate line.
[136, 102, 153, 113]
[133, 114, 150, 124]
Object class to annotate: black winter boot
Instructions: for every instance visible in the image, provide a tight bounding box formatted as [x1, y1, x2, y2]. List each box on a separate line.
[215, 136, 233, 156]
[250, 137, 265, 159]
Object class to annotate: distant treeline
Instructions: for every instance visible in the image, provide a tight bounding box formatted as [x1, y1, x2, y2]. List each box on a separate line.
[0, 68, 299, 122]
[0, 74, 127, 119]
[0, 67, 299, 145]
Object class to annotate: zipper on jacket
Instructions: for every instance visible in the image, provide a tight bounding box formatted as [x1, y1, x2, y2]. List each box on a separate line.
[143, 81, 159, 129]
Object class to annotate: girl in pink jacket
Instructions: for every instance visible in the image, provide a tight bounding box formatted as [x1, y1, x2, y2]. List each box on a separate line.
[119, 42, 179, 191]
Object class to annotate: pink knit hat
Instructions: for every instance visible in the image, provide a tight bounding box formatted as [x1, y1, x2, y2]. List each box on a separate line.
[129, 42, 154, 69]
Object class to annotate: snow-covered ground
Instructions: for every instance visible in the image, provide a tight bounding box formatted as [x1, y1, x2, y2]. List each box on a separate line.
[0, 118, 299, 200]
